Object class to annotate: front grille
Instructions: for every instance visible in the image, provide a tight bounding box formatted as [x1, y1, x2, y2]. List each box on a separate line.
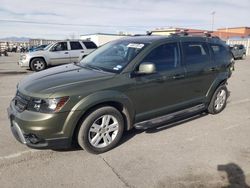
[14, 91, 30, 112]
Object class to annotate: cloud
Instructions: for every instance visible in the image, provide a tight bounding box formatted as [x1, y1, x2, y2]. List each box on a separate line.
[0, 0, 249, 39]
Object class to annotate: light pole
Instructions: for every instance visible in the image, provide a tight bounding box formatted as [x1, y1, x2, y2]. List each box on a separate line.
[211, 11, 216, 31]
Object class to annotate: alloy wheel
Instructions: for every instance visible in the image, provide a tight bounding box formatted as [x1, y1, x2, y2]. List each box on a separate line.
[88, 115, 119, 148]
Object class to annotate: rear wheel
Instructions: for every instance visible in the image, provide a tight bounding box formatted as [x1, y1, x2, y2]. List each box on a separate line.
[30, 58, 46, 71]
[77, 106, 124, 154]
[208, 85, 228, 114]
[241, 54, 246, 60]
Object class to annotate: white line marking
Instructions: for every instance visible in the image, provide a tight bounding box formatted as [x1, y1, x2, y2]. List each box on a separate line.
[0, 150, 39, 160]
[0, 96, 13, 98]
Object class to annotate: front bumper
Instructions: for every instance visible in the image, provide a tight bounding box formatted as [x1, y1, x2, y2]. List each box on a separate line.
[7, 100, 72, 149]
[18, 59, 29, 68]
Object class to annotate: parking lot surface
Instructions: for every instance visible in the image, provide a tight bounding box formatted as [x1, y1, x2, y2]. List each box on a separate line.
[0, 53, 250, 188]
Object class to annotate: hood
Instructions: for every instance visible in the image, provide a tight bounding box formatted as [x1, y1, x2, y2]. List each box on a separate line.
[27, 50, 47, 57]
[18, 63, 115, 97]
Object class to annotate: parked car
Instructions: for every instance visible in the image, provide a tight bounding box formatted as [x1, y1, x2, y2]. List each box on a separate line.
[0, 48, 8, 56]
[11, 47, 17, 53]
[8, 34, 234, 153]
[20, 46, 28, 53]
[0, 42, 8, 56]
[18, 40, 97, 71]
[230, 44, 246, 60]
[28, 44, 48, 52]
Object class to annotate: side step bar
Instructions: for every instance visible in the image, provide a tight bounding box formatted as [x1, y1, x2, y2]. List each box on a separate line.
[134, 104, 206, 130]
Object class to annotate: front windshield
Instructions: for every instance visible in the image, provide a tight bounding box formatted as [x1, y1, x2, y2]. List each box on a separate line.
[80, 40, 148, 73]
[43, 43, 54, 51]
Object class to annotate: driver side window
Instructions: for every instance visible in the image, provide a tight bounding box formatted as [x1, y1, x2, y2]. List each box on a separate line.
[53, 42, 68, 51]
[142, 43, 179, 72]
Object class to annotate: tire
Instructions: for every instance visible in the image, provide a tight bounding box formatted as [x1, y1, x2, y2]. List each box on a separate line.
[77, 106, 124, 154]
[30, 58, 47, 72]
[241, 54, 246, 60]
[208, 85, 228, 114]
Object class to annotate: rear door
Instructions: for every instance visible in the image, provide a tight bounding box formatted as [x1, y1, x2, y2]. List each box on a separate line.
[82, 41, 97, 54]
[49, 42, 70, 65]
[181, 40, 218, 103]
[69, 41, 85, 62]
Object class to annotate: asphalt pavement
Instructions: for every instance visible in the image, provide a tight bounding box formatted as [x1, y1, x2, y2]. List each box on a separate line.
[0, 53, 250, 188]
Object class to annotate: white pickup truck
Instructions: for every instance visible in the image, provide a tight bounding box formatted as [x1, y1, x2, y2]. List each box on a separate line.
[19, 40, 97, 71]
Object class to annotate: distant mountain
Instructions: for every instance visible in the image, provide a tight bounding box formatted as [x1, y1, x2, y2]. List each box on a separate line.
[0, 37, 31, 42]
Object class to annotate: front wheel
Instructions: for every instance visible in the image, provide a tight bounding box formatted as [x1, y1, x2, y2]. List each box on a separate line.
[77, 106, 124, 154]
[30, 58, 47, 72]
[208, 85, 228, 114]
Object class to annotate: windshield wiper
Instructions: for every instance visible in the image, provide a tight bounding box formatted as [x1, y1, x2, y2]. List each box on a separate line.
[83, 64, 106, 72]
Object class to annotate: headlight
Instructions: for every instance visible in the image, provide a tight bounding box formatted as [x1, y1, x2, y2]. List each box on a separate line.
[27, 96, 69, 113]
[20, 54, 27, 60]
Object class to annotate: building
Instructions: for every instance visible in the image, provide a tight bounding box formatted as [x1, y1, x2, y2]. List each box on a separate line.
[216, 27, 250, 38]
[151, 27, 250, 39]
[151, 27, 206, 36]
[80, 33, 129, 46]
[29, 39, 58, 47]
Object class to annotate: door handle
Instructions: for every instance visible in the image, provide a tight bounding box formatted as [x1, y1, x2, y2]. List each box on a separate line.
[209, 67, 217, 72]
[64, 52, 69, 54]
[173, 74, 185, 79]
[81, 51, 84, 53]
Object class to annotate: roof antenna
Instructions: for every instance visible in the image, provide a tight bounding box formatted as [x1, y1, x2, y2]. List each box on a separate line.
[204, 31, 212, 37]
[179, 29, 189, 36]
[146, 31, 152, 35]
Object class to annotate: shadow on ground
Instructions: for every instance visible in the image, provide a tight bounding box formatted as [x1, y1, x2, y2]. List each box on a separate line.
[218, 163, 250, 188]
[53, 112, 209, 152]
[118, 112, 208, 146]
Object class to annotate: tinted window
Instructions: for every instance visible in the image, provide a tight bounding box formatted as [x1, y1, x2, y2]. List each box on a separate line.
[83, 41, 97, 49]
[70, 42, 83, 50]
[182, 42, 210, 64]
[239, 45, 244, 50]
[142, 43, 179, 71]
[53, 42, 68, 51]
[210, 44, 229, 61]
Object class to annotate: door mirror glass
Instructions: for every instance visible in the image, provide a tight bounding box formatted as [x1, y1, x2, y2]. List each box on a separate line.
[138, 62, 156, 74]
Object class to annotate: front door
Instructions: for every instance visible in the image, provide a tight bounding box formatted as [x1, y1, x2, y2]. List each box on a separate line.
[131, 42, 188, 122]
[49, 42, 70, 65]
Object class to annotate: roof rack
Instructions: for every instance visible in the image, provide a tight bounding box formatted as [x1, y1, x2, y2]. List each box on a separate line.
[170, 30, 215, 38]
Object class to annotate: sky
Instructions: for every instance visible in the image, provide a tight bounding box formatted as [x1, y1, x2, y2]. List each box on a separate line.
[0, 0, 250, 39]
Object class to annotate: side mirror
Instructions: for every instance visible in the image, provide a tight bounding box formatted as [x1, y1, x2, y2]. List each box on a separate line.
[50, 47, 56, 52]
[138, 62, 156, 74]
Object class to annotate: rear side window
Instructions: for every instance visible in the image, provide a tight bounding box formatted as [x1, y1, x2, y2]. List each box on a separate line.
[182, 42, 210, 65]
[70, 42, 83, 50]
[210, 44, 229, 62]
[142, 43, 179, 71]
[83, 41, 97, 49]
[239, 45, 244, 50]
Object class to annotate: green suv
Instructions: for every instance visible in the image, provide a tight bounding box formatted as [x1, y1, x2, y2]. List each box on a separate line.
[8, 34, 234, 153]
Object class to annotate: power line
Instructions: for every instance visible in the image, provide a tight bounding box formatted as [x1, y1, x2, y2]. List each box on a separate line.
[0, 19, 150, 28]
[0, 19, 212, 29]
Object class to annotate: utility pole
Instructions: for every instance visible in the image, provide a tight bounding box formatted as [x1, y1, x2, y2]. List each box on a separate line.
[211, 11, 216, 31]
